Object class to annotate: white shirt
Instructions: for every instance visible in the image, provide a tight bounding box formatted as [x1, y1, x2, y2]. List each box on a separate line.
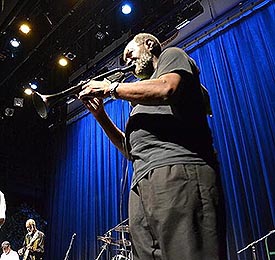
[0, 191, 6, 220]
[0, 250, 19, 260]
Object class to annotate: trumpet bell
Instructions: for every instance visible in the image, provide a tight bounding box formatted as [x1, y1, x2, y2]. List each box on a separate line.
[32, 92, 48, 119]
[32, 91, 68, 119]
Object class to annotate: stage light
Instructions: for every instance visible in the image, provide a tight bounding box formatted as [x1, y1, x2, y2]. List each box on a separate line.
[58, 57, 68, 67]
[95, 31, 105, 40]
[19, 23, 31, 34]
[29, 82, 38, 90]
[65, 52, 76, 61]
[10, 38, 20, 48]
[14, 97, 24, 107]
[24, 88, 33, 95]
[121, 3, 132, 15]
[4, 108, 15, 117]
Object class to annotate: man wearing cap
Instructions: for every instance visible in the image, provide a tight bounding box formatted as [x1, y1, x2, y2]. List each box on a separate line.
[0, 191, 6, 228]
[0, 241, 19, 260]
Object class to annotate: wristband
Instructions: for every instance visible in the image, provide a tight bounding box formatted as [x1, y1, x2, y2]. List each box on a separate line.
[109, 82, 120, 99]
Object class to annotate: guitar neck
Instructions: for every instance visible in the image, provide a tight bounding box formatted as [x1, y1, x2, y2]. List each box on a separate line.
[23, 249, 29, 260]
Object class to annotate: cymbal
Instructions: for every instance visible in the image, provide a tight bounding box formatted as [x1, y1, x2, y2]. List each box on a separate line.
[114, 225, 129, 233]
[116, 248, 130, 252]
[97, 236, 119, 246]
[115, 239, 131, 247]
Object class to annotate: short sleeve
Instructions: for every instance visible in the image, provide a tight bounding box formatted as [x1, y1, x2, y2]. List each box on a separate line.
[153, 47, 198, 78]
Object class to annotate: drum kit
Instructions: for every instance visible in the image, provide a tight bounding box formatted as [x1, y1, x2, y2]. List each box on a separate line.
[95, 220, 132, 260]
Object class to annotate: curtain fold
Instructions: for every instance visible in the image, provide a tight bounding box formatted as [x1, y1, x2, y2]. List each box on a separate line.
[46, 100, 132, 260]
[46, 1, 275, 259]
[189, 1, 275, 259]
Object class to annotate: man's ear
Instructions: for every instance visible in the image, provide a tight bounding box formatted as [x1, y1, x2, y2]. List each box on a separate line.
[144, 39, 155, 51]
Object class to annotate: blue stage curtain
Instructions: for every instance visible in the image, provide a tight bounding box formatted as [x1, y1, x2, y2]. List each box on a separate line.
[188, 1, 275, 259]
[45, 100, 133, 260]
[46, 1, 275, 259]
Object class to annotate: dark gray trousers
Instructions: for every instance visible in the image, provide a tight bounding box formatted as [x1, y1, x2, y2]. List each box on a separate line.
[129, 164, 227, 260]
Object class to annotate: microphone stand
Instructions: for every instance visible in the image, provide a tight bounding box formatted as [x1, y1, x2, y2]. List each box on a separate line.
[95, 232, 113, 260]
[64, 233, 76, 260]
[237, 229, 275, 259]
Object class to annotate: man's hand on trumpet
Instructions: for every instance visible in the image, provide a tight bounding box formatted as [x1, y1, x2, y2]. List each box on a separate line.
[78, 79, 111, 99]
[78, 79, 111, 119]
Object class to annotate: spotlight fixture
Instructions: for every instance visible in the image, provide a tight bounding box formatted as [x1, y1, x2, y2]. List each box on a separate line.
[29, 82, 38, 90]
[121, 3, 132, 15]
[95, 31, 105, 41]
[4, 107, 15, 117]
[14, 97, 24, 107]
[95, 24, 110, 41]
[24, 88, 33, 95]
[19, 23, 31, 34]
[65, 52, 76, 61]
[10, 38, 20, 48]
[58, 57, 68, 67]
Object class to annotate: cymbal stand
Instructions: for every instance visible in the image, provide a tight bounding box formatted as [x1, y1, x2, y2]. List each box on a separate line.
[103, 218, 129, 236]
[95, 219, 130, 260]
[95, 242, 109, 260]
[95, 232, 112, 260]
[120, 227, 129, 257]
[237, 229, 275, 259]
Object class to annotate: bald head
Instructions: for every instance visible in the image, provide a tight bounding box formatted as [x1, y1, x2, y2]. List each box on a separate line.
[123, 33, 161, 79]
[132, 33, 161, 57]
[123, 33, 161, 62]
[26, 219, 36, 233]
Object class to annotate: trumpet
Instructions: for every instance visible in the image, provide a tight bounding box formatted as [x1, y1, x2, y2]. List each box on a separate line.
[32, 64, 135, 119]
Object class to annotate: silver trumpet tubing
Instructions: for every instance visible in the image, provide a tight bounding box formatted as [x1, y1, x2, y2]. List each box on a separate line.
[32, 64, 135, 119]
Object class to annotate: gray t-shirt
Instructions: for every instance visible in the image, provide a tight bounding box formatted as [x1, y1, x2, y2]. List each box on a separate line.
[125, 47, 216, 188]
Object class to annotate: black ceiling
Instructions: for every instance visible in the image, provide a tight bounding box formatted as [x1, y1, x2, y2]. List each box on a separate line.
[0, 0, 183, 91]
[0, 0, 199, 122]
[0, 0, 247, 139]
[0, 0, 209, 129]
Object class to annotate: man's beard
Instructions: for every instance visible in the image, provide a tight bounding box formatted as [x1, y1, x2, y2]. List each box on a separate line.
[135, 51, 155, 79]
